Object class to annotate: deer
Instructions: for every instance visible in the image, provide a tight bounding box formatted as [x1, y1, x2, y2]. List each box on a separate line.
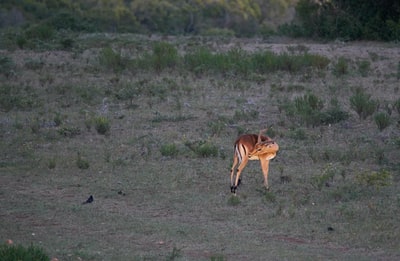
[229, 128, 279, 194]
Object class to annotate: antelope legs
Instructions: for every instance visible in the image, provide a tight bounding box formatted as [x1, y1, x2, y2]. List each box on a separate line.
[230, 155, 249, 194]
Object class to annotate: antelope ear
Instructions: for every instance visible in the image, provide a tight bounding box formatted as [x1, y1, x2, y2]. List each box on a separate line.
[257, 127, 269, 143]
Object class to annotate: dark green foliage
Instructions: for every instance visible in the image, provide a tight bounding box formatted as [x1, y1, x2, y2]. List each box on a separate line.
[0, 84, 40, 112]
[394, 98, 400, 114]
[283, 93, 348, 127]
[94, 116, 110, 135]
[350, 88, 377, 120]
[58, 126, 81, 138]
[151, 42, 179, 72]
[76, 152, 89, 169]
[183, 48, 329, 76]
[374, 112, 391, 131]
[98, 47, 127, 72]
[333, 57, 349, 76]
[0, 55, 15, 76]
[160, 143, 179, 157]
[293, 0, 400, 41]
[185, 140, 218, 158]
[356, 169, 392, 189]
[0, 243, 50, 261]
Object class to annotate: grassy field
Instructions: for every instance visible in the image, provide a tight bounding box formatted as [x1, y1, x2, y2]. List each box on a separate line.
[1, 34, 400, 260]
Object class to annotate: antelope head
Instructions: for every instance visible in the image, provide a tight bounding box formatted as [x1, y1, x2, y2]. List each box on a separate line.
[249, 128, 279, 159]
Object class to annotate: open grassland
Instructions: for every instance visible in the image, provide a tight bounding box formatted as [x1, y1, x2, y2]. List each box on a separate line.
[1, 34, 400, 260]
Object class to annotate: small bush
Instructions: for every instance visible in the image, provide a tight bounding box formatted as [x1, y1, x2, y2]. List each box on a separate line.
[0, 84, 40, 112]
[0, 243, 50, 261]
[394, 98, 400, 114]
[293, 93, 324, 126]
[58, 126, 81, 137]
[151, 41, 178, 72]
[24, 24, 54, 41]
[48, 157, 56, 169]
[311, 164, 336, 191]
[94, 116, 110, 135]
[374, 112, 391, 131]
[160, 143, 179, 157]
[357, 60, 370, 77]
[0, 56, 15, 76]
[185, 140, 218, 157]
[227, 195, 241, 206]
[350, 88, 377, 119]
[333, 57, 349, 76]
[98, 47, 126, 72]
[356, 169, 392, 189]
[76, 152, 89, 169]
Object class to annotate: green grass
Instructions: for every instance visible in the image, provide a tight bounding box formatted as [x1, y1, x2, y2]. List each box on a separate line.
[0, 34, 399, 261]
[0, 243, 50, 261]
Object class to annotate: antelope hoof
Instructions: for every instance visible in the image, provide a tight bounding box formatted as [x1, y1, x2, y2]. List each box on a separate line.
[231, 186, 237, 193]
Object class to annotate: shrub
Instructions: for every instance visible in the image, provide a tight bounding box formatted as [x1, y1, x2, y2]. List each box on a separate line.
[350, 88, 377, 119]
[160, 143, 179, 157]
[76, 152, 89, 169]
[151, 42, 178, 72]
[357, 60, 370, 77]
[24, 24, 54, 41]
[98, 47, 126, 72]
[94, 116, 110, 135]
[333, 57, 349, 76]
[311, 163, 336, 191]
[58, 126, 81, 138]
[185, 140, 218, 157]
[0, 243, 50, 261]
[356, 170, 392, 189]
[394, 98, 400, 114]
[0, 56, 15, 76]
[374, 112, 391, 131]
[293, 93, 324, 126]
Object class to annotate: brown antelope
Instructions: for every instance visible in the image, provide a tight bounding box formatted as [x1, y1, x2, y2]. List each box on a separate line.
[230, 128, 279, 194]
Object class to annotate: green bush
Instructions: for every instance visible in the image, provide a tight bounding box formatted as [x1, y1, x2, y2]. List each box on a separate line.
[374, 112, 391, 131]
[0, 243, 50, 261]
[293, 93, 324, 126]
[0, 84, 40, 112]
[160, 143, 179, 157]
[98, 47, 127, 72]
[394, 98, 400, 114]
[183, 48, 329, 76]
[0, 56, 15, 76]
[151, 42, 179, 72]
[76, 152, 90, 169]
[333, 57, 349, 76]
[58, 126, 81, 138]
[311, 164, 336, 190]
[350, 88, 377, 120]
[357, 60, 371, 77]
[25, 24, 54, 41]
[185, 140, 218, 157]
[94, 116, 110, 135]
[356, 169, 392, 189]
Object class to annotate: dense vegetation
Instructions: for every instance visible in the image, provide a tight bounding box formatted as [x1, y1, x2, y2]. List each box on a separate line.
[0, 0, 399, 41]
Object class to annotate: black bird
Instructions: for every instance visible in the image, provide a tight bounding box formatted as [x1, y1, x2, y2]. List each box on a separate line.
[83, 195, 94, 204]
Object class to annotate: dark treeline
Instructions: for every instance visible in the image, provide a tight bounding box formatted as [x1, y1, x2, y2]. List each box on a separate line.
[0, 0, 399, 41]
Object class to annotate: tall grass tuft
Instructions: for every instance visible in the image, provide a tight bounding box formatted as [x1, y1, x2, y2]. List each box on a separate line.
[183, 47, 329, 76]
[350, 88, 377, 119]
[98, 47, 126, 72]
[94, 116, 110, 135]
[374, 112, 391, 131]
[333, 57, 349, 76]
[151, 41, 178, 72]
[0, 243, 50, 261]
